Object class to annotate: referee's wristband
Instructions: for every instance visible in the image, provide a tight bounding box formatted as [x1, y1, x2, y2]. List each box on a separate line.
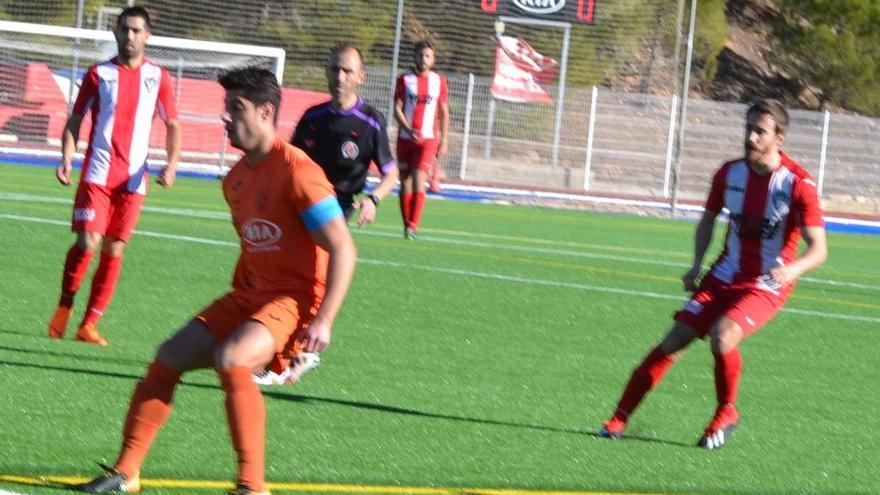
[367, 193, 381, 207]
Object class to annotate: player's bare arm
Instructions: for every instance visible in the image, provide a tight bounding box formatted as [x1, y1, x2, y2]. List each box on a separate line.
[57, 114, 84, 186]
[437, 101, 450, 157]
[157, 118, 182, 188]
[768, 224, 828, 287]
[298, 216, 356, 352]
[683, 209, 719, 291]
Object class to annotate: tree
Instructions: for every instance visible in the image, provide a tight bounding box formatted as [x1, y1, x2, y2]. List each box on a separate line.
[771, 0, 880, 114]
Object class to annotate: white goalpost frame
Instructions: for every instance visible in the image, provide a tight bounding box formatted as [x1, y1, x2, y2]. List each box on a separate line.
[0, 20, 287, 83]
[0, 20, 286, 174]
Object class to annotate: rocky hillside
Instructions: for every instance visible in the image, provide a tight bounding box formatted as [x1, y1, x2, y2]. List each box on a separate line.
[698, 0, 822, 108]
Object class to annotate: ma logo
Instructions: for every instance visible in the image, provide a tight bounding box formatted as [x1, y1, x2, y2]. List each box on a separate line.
[512, 0, 566, 15]
[144, 77, 158, 93]
[241, 218, 282, 247]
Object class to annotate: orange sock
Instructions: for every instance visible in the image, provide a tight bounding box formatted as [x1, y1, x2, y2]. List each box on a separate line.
[115, 360, 181, 478]
[219, 366, 266, 492]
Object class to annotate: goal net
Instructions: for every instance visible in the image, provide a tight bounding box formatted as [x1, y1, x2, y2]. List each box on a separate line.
[0, 20, 285, 175]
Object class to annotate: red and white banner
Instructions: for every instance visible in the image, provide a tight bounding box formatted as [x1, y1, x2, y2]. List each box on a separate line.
[490, 36, 559, 104]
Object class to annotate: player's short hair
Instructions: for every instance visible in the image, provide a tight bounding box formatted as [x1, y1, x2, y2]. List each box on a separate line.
[117, 6, 152, 31]
[747, 98, 789, 135]
[330, 42, 364, 65]
[414, 40, 435, 54]
[218, 67, 282, 125]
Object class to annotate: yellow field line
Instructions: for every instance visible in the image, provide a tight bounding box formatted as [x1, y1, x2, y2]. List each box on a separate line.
[0, 474, 665, 495]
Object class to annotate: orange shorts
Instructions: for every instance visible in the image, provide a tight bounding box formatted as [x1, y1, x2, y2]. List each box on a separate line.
[196, 290, 320, 359]
[72, 182, 145, 241]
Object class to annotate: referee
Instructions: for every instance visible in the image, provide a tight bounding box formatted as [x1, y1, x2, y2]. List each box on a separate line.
[292, 42, 399, 226]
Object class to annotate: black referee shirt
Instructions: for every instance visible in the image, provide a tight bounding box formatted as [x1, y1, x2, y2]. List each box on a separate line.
[291, 98, 396, 210]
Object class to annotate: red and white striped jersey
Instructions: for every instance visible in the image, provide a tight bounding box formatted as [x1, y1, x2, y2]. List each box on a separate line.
[705, 152, 824, 286]
[73, 57, 177, 194]
[394, 70, 447, 141]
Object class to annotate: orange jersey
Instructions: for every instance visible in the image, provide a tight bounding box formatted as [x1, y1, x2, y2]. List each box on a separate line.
[222, 137, 343, 299]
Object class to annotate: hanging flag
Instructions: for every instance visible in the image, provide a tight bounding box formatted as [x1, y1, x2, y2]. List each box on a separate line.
[490, 36, 559, 104]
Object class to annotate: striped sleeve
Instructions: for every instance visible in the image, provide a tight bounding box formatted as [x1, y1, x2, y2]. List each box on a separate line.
[156, 68, 178, 121]
[72, 66, 99, 116]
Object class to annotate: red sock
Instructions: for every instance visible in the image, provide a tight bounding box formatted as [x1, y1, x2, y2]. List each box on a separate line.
[431, 161, 442, 186]
[220, 366, 266, 492]
[115, 360, 181, 478]
[59, 244, 94, 308]
[713, 348, 742, 407]
[410, 191, 427, 231]
[399, 192, 413, 230]
[613, 345, 675, 420]
[82, 252, 123, 326]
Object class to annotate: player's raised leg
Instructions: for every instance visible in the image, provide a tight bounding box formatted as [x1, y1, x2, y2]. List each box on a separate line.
[78, 320, 216, 492]
[599, 322, 697, 439]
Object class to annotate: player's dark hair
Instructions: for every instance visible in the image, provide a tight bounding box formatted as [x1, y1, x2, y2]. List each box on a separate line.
[117, 6, 152, 31]
[330, 42, 365, 65]
[414, 40, 435, 54]
[747, 98, 789, 135]
[218, 67, 282, 125]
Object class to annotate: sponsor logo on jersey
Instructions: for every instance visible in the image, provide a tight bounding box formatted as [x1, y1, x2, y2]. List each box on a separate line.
[341, 140, 359, 159]
[241, 218, 282, 248]
[729, 213, 782, 240]
[144, 77, 158, 93]
[408, 94, 436, 105]
[73, 208, 96, 222]
[512, 0, 566, 15]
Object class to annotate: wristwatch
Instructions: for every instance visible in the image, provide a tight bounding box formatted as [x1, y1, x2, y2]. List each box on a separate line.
[368, 193, 381, 207]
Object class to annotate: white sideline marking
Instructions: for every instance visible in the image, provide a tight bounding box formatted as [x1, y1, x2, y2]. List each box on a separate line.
[4, 190, 879, 292]
[3, 188, 880, 292]
[2, 212, 879, 325]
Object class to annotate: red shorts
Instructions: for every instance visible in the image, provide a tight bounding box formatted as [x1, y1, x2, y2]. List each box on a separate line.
[196, 290, 320, 361]
[397, 139, 439, 175]
[674, 275, 792, 337]
[72, 182, 145, 242]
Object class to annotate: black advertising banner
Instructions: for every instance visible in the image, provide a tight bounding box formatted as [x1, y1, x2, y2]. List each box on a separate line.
[479, 0, 596, 24]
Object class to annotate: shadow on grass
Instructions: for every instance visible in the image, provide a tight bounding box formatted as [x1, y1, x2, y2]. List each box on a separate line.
[0, 357, 690, 447]
[0, 342, 150, 368]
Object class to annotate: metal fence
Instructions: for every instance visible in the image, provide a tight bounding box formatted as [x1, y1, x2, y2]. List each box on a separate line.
[2, 0, 879, 217]
[358, 72, 880, 215]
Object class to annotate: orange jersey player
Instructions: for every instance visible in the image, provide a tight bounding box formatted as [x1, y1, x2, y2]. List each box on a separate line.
[77, 67, 356, 495]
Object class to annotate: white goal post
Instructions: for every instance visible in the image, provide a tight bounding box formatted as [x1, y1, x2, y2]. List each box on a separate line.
[0, 20, 286, 173]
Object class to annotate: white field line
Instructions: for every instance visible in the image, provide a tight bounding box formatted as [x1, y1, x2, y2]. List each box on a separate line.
[2, 212, 879, 325]
[4, 190, 879, 292]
